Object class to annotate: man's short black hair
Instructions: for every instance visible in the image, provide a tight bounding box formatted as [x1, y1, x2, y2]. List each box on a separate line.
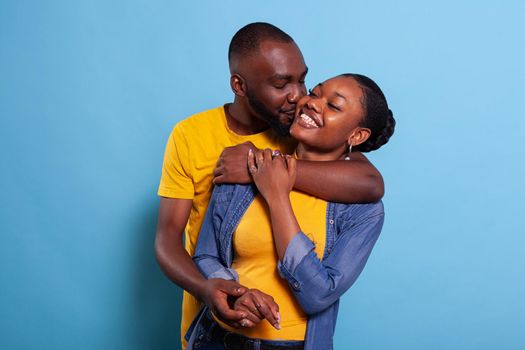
[228, 22, 294, 63]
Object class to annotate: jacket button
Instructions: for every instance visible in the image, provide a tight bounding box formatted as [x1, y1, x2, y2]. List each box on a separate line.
[293, 282, 299, 289]
[329, 219, 334, 225]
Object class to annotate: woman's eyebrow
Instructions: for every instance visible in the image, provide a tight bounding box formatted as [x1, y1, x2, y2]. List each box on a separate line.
[335, 91, 347, 100]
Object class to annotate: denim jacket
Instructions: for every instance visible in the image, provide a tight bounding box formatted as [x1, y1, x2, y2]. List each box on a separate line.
[186, 183, 384, 350]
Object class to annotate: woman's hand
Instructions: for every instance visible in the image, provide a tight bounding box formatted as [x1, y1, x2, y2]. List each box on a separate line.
[248, 148, 296, 204]
[232, 288, 281, 330]
[248, 148, 302, 261]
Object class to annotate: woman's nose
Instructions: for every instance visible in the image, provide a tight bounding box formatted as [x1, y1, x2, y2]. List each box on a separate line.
[306, 97, 322, 113]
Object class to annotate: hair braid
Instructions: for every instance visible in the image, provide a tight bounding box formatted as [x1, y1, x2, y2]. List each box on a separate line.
[358, 109, 396, 152]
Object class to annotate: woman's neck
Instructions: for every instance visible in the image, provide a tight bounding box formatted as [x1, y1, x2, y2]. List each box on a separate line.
[295, 143, 348, 161]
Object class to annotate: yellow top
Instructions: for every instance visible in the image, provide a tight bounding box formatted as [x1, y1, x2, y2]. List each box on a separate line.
[216, 191, 327, 340]
[157, 106, 295, 346]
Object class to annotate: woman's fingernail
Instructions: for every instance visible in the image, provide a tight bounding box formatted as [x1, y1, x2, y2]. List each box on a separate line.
[248, 149, 253, 155]
[274, 323, 281, 330]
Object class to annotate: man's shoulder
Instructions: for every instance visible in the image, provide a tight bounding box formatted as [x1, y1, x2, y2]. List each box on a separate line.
[167, 106, 227, 146]
[174, 106, 225, 130]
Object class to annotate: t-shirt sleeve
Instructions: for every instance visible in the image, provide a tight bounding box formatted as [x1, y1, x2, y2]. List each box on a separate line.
[157, 124, 194, 199]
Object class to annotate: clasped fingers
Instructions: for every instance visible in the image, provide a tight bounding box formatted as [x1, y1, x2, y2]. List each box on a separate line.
[233, 289, 280, 330]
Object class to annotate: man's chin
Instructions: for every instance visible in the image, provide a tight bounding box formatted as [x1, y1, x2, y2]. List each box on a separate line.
[275, 115, 294, 136]
[273, 122, 291, 137]
[259, 113, 291, 137]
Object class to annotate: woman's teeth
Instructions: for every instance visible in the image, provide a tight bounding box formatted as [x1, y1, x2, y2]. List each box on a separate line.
[300, 113, 319, 128]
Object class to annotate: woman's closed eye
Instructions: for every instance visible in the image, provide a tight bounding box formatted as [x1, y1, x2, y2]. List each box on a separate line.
[328, 103, 341, 111]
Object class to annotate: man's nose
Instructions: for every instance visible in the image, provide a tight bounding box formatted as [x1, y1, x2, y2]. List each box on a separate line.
[287, 84, 305, 103]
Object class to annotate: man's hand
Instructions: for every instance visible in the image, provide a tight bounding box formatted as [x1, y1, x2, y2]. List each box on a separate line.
[202, 278, 255, 328]
[233, 288, 281, 329]
[213, 142, 257, 184]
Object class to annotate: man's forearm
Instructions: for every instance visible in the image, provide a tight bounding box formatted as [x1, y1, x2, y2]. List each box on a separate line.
[155, 197, 208, 300]
[155, 230, 208, 300]
[294, 152, 384, 203]
[155, 197, 252, 327]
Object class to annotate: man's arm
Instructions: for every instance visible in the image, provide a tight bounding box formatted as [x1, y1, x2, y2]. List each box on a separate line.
[155, 198, 203, 296]
[213, 143, 384, 203]
[155, 197, 247, 325]
[294, 152, 384, 203]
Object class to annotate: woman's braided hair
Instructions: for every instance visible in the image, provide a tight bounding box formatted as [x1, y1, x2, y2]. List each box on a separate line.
[342, 74, 396, 152]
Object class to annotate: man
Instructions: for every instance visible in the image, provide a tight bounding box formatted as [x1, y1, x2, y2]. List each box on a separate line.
[156, 22, 384, 347]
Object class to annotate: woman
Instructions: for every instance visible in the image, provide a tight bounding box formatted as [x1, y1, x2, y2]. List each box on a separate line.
[187, 73, 396, 350]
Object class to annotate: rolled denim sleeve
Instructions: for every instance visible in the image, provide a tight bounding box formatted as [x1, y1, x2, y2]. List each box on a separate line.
[277, 203, 384, 315]
[206, 268, 238, 281]
[277, 233, 315, 288]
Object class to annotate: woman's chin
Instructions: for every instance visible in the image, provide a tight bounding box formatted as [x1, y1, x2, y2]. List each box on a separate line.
[289, 123, 304, 140]
[290, 121, 316, 143]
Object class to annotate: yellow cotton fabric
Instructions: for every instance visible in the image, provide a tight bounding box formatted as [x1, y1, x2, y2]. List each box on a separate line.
[216, 191, 327, 340]
[157, 106, 295, 346]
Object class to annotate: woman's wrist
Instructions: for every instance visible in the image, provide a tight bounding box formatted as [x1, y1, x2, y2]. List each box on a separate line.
[267, 194, 295, 222]
[264, 191, 291, 207]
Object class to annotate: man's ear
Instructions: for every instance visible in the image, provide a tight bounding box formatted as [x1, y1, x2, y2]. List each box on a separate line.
[230, 74, 246, 97]
[348, 127, 371, 147]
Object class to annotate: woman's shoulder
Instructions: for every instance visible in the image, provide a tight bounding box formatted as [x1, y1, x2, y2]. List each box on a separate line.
[212, 183, 254, 195]
[332, 200, 384, 222]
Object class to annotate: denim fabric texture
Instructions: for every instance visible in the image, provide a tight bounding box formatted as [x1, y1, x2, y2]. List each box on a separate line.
[187, 184, 384, 350]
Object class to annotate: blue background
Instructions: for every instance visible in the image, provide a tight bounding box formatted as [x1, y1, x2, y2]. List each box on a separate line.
[1, 1, 524, 349]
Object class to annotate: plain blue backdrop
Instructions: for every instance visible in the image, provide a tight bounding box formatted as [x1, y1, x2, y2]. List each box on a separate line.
[1, 1, 524, 349]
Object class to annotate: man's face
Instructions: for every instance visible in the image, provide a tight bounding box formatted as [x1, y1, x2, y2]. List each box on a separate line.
[241, 40, 308, 136]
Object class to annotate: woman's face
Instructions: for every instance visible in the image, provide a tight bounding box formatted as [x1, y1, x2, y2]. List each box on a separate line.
[290, 76, 367, 154]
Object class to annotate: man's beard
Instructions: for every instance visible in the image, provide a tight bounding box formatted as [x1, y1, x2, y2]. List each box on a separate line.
[246, 91, 290, 137]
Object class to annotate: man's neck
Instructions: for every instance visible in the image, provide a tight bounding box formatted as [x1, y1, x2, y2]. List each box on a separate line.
[225, 103, 270, 135]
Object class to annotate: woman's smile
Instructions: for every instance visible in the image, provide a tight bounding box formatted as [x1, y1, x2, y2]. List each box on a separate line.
[296, 112, 321, 129]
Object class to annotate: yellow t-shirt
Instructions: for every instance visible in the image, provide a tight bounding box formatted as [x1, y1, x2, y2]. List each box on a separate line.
[217, 191, 327, 340]
[157, 106, 295, 346]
